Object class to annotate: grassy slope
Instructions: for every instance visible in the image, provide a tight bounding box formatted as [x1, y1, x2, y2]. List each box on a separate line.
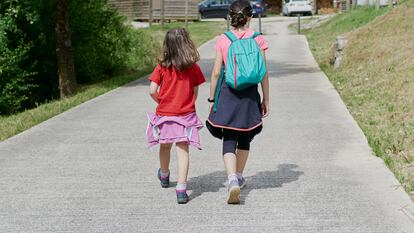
[305, 2, 414, 197]
[0, 21, 225, 141]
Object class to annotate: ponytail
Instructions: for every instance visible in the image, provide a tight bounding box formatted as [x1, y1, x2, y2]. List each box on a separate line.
[228, 0, 253, 28]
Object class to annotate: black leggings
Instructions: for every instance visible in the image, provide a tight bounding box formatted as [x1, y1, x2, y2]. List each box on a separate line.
[222, 129, 254, 155]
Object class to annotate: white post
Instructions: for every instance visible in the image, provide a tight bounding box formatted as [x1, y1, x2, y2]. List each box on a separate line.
[312, 0, 317, 14]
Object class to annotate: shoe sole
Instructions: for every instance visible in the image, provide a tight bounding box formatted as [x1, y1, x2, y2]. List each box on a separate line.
[177, 199, 188, 204]
[227, 186, 240, 204]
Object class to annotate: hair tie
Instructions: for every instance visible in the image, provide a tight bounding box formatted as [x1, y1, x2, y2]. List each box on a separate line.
[237, 10, 243, 14]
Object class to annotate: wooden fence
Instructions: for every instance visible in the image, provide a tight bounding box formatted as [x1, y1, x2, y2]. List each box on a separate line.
[109, 0, 200, 21]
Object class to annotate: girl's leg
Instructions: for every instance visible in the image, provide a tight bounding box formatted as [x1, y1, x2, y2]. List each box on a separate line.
[235, 149, 249, 189]
[175, 142, 189, 184]
[159, 143, 172, 172]
[158, 143, 172, 188]
[175, 142, 190, 204]
[235, 133, 252, 189]
[223, 129, 238, 175]
[223, 129, 241, 204]
[235, 133, 252, 174]
[223, 153, 237, 175]
[236, 149, 249, 174]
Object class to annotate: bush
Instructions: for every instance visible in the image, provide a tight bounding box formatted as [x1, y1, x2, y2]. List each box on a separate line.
[0, 0, 56, 115]
[70, 0, 131, 83]
[0, 0, 158, 115]
[70, 0, 158, 83]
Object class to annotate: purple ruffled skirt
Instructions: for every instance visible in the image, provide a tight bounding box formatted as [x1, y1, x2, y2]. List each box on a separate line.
[146, 112, 203, 150]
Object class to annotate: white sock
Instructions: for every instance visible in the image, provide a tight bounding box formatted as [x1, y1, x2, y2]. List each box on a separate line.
[228, 174, 238, 185]
[176, 182, 187, 191]
[236, 172, 243, 180]
[160, 169, 170, 177]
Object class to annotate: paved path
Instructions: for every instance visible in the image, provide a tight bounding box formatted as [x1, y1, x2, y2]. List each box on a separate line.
[1, 17, 413, 232]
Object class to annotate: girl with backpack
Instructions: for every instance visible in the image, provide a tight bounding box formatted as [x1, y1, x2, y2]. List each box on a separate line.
[147, 28, 206, 204]
[206, 0, 270, 204]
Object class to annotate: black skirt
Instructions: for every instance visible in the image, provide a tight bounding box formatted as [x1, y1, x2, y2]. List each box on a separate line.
[207, 78, 263, 139]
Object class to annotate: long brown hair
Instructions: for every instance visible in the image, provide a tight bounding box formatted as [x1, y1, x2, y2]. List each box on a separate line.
[228, 0, 253, 28]
[159, 28, 199, 71]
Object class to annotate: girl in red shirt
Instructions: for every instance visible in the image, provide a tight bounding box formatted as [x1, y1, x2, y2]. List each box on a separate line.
[146, 28, 205, 204]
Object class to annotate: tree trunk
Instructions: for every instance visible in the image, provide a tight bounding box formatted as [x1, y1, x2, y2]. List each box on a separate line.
[55, 0, 77, 98]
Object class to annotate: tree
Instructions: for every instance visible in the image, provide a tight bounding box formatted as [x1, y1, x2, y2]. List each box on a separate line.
[54, 0, 77, 98]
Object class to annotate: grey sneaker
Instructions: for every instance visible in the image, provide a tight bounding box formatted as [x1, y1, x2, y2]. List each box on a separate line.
[176, 190, 189, 204]
[227, 179, 240, 204]
[157, 168, 170, 188]
[238, 177, 246, 189]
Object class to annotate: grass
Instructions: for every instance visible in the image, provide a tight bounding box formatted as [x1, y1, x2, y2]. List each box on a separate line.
[288, 17, 317, 32]
[0, 70, 150, 141]
[0, 21, 226, 141]
[143, 21, 226, 47]
[304, 3, 414, 198]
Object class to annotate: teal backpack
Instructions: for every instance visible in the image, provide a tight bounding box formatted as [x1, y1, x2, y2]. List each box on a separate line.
[213, 31, 266, 112]
[224, 31, 266, 91]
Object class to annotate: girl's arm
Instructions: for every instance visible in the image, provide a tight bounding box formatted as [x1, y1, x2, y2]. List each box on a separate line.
[209, 51, 223, 111]
[261, 51, 270, 117]
[193, 86, 199, 100]
[149, 81, 160, 104]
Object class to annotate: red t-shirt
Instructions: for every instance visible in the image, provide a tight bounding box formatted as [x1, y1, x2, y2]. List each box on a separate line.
[148, 63, 206, 116]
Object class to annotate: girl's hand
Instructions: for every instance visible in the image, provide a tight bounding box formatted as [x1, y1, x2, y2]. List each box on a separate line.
[209, 102, 214, 113]
[149, 81, 160, 103]
[261, 100, 269, 118]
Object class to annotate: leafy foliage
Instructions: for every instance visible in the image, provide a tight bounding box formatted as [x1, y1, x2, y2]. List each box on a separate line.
[0, 0, 54, 114]
[0, 0, 158, 115]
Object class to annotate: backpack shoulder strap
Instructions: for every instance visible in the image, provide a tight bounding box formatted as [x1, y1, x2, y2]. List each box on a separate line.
[252, 31, 262, 39]
[213, 64, 225, 112]
[224, 31, 238, 42]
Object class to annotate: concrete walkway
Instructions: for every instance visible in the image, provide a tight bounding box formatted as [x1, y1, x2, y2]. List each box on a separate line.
[1, 17, 413, 232]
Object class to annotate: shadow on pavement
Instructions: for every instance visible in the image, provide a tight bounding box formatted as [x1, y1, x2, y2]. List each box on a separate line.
[240, 163, 304, 204]
[187, 163, 304, 203]
[188, 170, 227, 201]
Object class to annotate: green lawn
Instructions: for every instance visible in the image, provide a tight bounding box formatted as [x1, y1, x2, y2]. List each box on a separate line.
[304, 4, 414, 198]
[0, 21, 226, 141]
[143, 21, 226, 47]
